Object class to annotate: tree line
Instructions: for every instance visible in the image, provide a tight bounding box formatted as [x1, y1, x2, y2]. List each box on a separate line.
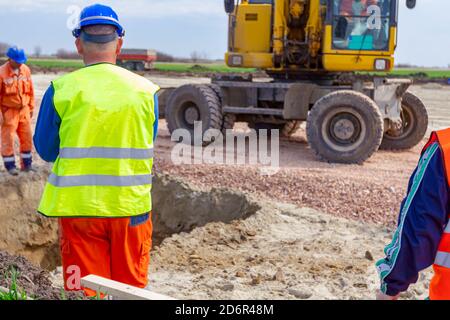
[1, 42, 214, 63]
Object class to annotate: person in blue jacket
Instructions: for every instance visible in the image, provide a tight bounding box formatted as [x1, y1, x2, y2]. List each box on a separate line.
[376, 138, 450, 300]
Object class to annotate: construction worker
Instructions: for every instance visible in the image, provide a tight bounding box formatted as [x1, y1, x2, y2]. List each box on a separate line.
[0, 46, 35, 175]
[376, 129, 450, 300]
[339, 0, 378, 16]
[33, 4, 159, 296]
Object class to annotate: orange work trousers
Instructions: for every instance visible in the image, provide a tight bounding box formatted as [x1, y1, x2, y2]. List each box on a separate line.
[59, 213, 153, 297]
[1, 106, 32, 168]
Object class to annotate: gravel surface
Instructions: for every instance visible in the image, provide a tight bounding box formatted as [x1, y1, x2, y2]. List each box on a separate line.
[156, 162, 407, 226]
[154, 123, 423, 227]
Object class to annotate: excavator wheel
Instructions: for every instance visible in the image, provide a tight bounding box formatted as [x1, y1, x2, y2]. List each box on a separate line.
[134, 61, 146, 72]
[306, 90, 384, 164]
[207, 84, 236, 133]
[166, 84, 223, 145]
[379, 92, 428, 150]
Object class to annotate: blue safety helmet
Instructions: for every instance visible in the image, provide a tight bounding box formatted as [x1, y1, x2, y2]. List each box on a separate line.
[6, 46, 27, 64]
[72, 4, 125, 38]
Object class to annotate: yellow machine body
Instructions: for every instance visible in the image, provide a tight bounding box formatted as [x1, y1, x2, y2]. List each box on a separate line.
[226, 0, 398, 73]
[225, 3, 274, 68]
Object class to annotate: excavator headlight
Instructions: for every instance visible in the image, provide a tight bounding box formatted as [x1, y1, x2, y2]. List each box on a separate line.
[374, 59, 389, 71]
[228, 55, 243, 67]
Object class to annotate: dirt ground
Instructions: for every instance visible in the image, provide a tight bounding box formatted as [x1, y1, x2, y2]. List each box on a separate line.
[0, 73, 449, 299]
[148, 196, 432, 300]
[27, 73, 450, 227]
[0, 251, 83, 300]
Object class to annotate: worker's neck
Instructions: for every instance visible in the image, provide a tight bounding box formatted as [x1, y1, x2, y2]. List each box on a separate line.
[83, 55, 117, 66]
[8, 60, 20, 71]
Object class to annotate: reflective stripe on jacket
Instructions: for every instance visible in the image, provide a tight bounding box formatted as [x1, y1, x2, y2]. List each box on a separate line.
[0, 61, 34, 111]
[37, 63, 160, 218]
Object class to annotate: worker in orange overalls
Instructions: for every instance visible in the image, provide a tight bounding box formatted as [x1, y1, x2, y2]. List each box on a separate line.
[0, 46, 35, 175]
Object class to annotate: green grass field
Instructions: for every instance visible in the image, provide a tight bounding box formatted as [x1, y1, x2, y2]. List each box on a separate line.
[26, 59, 450, 79]
[362, 69, 450, 79]
[27, 59, 255, 73]
[28, 58, 84, 69]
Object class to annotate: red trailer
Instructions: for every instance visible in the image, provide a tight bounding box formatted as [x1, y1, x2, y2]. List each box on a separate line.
[117, 49, 157, 71]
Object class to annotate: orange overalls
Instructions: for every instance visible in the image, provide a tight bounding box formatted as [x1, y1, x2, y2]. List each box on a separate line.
[0, 61, 34, 171]
[59, 214, 153, 297]
[426, 129, 450, 299]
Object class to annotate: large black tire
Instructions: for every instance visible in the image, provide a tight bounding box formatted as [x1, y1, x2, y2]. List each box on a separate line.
[248, 121, 301, 137]
[166, 84, 223, 145]
[306, 90, 384, 164]
[207, 84, 236, 133]
[123, 61, 135, 70]
[379, 92, 428, 150]
[134, 61, 145, 72]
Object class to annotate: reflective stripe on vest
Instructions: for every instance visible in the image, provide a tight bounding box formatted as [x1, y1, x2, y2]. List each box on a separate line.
[48, 173, 153, 187]
[37, 63, 160, 218]
[59, 147, 154, 159]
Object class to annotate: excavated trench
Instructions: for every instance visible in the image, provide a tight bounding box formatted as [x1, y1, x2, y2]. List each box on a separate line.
[0, 169, 261, 270]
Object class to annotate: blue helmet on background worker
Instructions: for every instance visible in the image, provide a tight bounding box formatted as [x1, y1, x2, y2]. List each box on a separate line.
[72, 3, 125, 38]
[6, 46, 27, 64]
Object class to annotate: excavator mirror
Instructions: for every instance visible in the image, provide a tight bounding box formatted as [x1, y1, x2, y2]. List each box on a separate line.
[224, 0, 235, 14]
[406, 0, 416, 9]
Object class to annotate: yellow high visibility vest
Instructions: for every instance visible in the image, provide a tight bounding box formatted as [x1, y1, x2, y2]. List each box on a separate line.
[38, 63, 160, 217]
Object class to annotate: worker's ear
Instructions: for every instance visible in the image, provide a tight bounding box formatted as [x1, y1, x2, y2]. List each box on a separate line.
[116, 38, 123, 55]
[75, 38, 84, 56]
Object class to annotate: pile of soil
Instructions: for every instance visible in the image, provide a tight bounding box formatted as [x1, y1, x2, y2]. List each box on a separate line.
[0, 251, 83, 300]
[148, 201, 432, 300]
[0, 168, 60, 269]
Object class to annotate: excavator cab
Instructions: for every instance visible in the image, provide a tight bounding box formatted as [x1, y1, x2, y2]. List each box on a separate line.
[225, 0, 416, 73]
[322, 0, 398, 71]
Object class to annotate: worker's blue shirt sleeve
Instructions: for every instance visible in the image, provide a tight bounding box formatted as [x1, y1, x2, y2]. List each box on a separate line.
[153, 93, 159, 142]
[376, 142, 449, 296]
[33, 84, 61, 163]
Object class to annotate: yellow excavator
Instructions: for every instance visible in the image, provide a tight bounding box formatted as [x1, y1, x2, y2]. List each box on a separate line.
[165, 0, 427, 163]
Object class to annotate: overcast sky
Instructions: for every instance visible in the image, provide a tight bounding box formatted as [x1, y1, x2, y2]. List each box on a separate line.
[0, 0, 448, 67]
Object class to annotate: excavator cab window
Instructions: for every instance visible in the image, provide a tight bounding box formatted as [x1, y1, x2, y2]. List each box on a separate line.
[247, 0, 273, 3]
[331, 0, 394, 51]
